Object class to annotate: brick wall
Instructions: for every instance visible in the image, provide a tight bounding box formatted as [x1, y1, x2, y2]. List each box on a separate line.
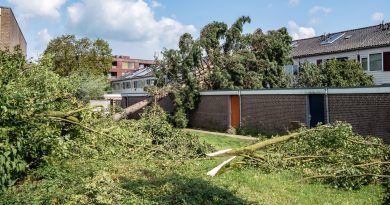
[0, 8, 26, 55]
[328, 94, 390, 144]
[189, 95, 229, 131]
[241, 95, 307, 134]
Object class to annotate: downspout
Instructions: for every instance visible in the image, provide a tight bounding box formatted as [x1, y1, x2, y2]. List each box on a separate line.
[228, 95, 231, 129]
[325, 87, 330, 124]
[239, 90, 242, 128]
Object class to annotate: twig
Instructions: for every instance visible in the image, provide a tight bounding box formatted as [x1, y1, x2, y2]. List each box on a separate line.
[284, 154, 351, 161]
[48, 116, 133, 147]
[299, 173, 390, 182]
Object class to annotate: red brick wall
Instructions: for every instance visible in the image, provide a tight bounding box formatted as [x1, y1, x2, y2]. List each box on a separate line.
[241, 95, 307, 134]
[189, 96, 229, 131]
[328, 94, 390, 144]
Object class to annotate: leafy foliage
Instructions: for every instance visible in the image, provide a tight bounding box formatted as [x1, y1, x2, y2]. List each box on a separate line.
[295, 60, 374, 87]
[43, 35, 112, 77]
[70, 73, 111, 103]
[238, 122, 390, 189]
[0, 50, 80, 189]
[156, 16, 293, 127]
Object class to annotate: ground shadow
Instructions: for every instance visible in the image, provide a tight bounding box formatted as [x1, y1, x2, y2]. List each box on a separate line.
[119, 170, 255, 205]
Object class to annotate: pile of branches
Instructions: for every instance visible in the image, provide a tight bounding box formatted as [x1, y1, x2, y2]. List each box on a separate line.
[208, 122, 390, 190]
[60, 104, 213, 161]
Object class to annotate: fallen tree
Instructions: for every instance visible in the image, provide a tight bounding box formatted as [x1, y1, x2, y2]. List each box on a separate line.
[112, 86, 172, 121]
[206, 122, 390, 190]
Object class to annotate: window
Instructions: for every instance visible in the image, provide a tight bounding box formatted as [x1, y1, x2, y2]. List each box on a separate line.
[361, 57, 368, 71]
[384, 52, 390, 71]
[133, 81, 142, 89]
[129, 63, 135, 69]
[112, 61, 117, 67]
[320, 33, 345, 45]
[369, 53, 382, 71]
[122, 82, 125, 89]
[110, 72, 117, 78]
[113, 83, 120, 90]
[336, 57, 348, 62]
[122, 62, 129, 69]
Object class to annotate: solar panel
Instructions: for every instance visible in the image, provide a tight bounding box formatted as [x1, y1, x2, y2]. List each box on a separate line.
[291, 41, 299, 48]
[320, 33, 345, 45]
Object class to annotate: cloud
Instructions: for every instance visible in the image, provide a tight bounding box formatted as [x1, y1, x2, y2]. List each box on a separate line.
[66, 0, 196, 57]
[309, 6, 332, 15]
[289, 0, 299, 6]
[151, 0, 162, 8]
[309, 18, 320, 26]
[288, 20, 316, 40]
[371, 12, 384, 21]
[8, 0, 67, 19]
[36, 28, 53, 45]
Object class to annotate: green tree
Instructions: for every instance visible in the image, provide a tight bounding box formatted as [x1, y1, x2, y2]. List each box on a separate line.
[43, 35, 112, 76]
[295, 60, 374, 87]
[296, 61, 323, 87]
[0, 49, 80, 188]
[321, 59, 374, 87]
[156, 16, 293, 127]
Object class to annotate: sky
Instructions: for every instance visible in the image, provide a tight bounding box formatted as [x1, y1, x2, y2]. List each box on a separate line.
[1, 0, 389, 60]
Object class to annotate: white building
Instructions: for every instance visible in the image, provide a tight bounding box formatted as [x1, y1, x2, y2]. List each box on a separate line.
[111, 68, 156, 95]
[290, 22, 390, 85]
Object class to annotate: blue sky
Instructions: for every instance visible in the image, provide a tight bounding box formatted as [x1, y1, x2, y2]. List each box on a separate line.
[1, 0, 389, 60]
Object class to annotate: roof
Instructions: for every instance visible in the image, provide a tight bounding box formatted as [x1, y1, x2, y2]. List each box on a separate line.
[292, 23, 390, 58]
[111, 68, 155, 82]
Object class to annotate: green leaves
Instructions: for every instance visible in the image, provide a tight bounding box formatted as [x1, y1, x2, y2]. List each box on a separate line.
[43, 35, 112, 77]
[241, 122, 390, 189]
[296, 59, 374, 87]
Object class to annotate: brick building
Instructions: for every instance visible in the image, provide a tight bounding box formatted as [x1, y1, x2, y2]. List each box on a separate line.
[0, 7, 26, 55]
[109, 55, 155, 79]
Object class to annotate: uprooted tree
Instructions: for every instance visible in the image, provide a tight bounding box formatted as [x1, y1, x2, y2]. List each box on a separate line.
[154, 16, 293, 127]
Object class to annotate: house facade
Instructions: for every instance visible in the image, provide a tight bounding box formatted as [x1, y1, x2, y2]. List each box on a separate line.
[109, 55, 155, 79]
[290, 22, 390, 85]
[0, 7, 26, 55]
[110, 68, 157, 94]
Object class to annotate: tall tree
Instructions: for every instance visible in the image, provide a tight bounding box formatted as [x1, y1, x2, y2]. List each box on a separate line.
[156, 16, 293, 127]
[43, 35, 112, 76]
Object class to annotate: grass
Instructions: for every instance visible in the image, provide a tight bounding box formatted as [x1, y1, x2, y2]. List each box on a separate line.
[196, 132, 254, 150]
[0, 131, 385, 205]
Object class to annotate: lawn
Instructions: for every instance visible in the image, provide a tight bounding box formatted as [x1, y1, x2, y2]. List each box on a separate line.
[0, 131, 385, 204]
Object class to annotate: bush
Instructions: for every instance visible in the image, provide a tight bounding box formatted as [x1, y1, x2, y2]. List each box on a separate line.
[295, 59, 374, 87]
[0, 50, 80, 189]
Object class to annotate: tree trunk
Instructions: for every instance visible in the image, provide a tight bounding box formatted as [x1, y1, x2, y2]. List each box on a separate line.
[207, 126, 326, 157]
[112, 95, 166, 121]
